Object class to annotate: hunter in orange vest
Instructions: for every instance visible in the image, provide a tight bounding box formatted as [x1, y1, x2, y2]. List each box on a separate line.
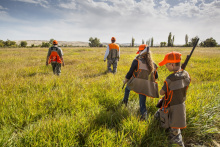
[46, 40, 64, 75]
[122, 44, 159, 121]
[104, 37, 120, 73]
[155, 52, 191, 146]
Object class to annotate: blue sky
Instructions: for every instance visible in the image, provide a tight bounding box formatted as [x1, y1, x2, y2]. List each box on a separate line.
[0, 0, 219, 45]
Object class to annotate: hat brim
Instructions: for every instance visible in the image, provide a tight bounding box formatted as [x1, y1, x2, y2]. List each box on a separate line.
[159, 59, 181, 66]
[158, 59, 167, 66]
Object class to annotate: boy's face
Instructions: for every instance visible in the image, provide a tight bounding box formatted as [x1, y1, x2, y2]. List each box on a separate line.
[165, 63, 173, 72]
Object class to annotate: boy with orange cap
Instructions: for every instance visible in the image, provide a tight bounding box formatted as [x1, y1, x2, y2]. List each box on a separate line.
[104, 37, 120, 73]
[122, 44, 159, 120]
[46, 40, 64, 75]
[156, 52, 191, 147]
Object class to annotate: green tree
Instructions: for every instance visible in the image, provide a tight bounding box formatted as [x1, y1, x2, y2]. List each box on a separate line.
[168, 32, 175, 47]
[131, 37, 135, 47]
[0, 40, 4, 47]
[146, 39, 150, 46]
[11, 41, 16, 46]
[160, 42, 166, 47]
[3, 40, 17, 47]
[191, 36, 199, 47]
[41, 42, 50, 47]
[151, 37, 154, 47]
[49, 38, 54, 45]
[185, 34, 188, 46]
[89, 37, 101, 47]
[20, 41, 27, 47]
[172, 36, 175, 47]
[200, 37, 218, 47]
[168, 32, 172, 47]
[142, 39, 144, 44]
[4, 39, 11, 47]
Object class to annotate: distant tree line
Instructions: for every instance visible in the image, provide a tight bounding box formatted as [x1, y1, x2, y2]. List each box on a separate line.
[0, 40, 17, 47]
[0, 35, 218, 48]
[0, 38, 83, 48]
[0, 39, 51, 48]
[89, 32, 218, 48]
[158, 33, 218, 47]
[199, 37, 218, 47]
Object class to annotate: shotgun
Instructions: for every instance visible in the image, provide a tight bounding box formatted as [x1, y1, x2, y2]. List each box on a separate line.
[122, 83, 125, 89]
[181, 38, 199, 70]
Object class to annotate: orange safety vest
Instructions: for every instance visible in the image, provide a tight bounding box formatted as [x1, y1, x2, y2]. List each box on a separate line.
[48, 47, 62, 64]
[107, 43, 119, 60]
[108, 43, 119, 51]
[159, 70, 191, 129]
[127, 57, 159, 98]
[161, 70, 191, 111]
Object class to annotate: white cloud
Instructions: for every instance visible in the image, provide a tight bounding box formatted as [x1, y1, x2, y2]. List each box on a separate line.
[0, 7, 29, 23]
[14, 0, 49, 8]
[1, 0, 220, 44]
[15, 0, 38, 3]
[32, 0, 217, 44]
[0, 11, 8, 17]
[0, 5, 8, 10]
[59, 0, 77, 9]
[198, 0, 220, 18]
[59, 0, 157, 16]
[169, 0, 220, 19]
[0, 10, 14, 22]
[157, 0, 170, 16]
[169, 2, 200, 17]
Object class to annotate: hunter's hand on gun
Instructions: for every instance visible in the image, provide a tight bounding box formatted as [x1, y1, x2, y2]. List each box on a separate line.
[123, 78, 128, 84]
[156, 89, 166, 108]
[122, 78, 128, 89]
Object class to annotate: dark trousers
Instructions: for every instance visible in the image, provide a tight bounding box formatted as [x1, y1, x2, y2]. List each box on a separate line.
[107, 58, 118, 73]
[51, 62, 61, 76]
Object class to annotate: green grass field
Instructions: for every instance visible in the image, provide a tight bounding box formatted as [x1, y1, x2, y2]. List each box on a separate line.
[0, 47, 219, 146]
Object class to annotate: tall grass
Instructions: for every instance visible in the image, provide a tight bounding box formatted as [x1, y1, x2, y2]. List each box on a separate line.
[0, 47, 219, 146]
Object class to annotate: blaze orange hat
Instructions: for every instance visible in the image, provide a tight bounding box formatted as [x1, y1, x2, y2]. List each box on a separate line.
[53, 40, 58, 45]
[111, 37, 116, 41]
[136, 44, 147, 54]
[159, 52, 182, 66]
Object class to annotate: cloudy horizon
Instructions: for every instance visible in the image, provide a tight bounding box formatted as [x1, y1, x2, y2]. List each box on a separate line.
[0, 0, 219, 45]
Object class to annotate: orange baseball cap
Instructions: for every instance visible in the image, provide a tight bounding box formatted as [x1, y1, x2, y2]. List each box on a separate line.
[53, 40, 58, 45]
[136, 44, 147, 54]
[159, 52, 182, 66]
[111, 37, 116, 41]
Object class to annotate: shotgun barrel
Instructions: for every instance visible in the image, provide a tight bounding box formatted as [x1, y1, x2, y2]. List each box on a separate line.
[181, 38, 199, 70]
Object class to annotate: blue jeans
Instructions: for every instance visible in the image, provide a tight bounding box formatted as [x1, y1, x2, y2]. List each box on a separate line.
[123, 86, 147, 117]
